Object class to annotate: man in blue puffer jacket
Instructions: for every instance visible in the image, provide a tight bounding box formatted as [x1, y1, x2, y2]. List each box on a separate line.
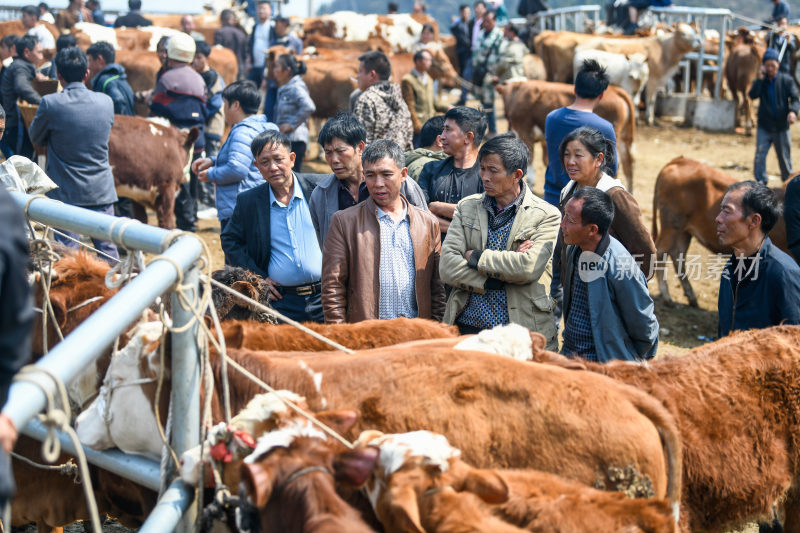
[192, 79, 277, 232]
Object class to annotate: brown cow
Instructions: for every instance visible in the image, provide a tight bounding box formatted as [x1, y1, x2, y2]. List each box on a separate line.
[652, 156, 788, 306]
[534, 30, 604, 83]
[724, 28, 764, 136]
[337, 432, 678, 533]
[0, 19, 58, 59]
[303, 12, 439, 53]
[497, 80, 636, 191]
[109, 115, 199, 229]
[304, 33, 392, 54]
[532, 325, 800, 532]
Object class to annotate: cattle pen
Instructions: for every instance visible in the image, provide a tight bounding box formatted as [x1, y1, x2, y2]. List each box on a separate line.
[4, 191, 203, 532]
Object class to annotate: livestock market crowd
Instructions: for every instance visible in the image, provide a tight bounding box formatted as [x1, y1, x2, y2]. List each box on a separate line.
[3, 0, 800, 531]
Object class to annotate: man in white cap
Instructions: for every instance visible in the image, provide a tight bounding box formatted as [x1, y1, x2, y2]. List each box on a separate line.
[151, 32, 207, 231]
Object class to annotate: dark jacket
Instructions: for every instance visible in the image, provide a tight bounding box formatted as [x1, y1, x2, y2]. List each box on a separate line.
[151, 64, 207, 149]
[748, 71, 800, 132]
[91, 63, 135, 116]
[29, 82, 117, 207]
[451, 19, 471, 55]
[221, 173, 325, 276]
[418, 155, 484, 204]
[215, 25, 248, 75]
[718, 237, 800, 337]
[0, 57, 41, 132]
[114, 11, 153, 28]
[787, 175, 800, 261]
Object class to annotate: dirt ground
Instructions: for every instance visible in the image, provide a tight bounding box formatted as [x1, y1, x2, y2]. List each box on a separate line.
[192, 93, 795, 357]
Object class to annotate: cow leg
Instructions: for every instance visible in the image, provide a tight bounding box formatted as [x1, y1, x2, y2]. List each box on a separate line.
[129, 201, 147, 225]
[36, 522, 64, 533]
[155, 186, 176, 230]
[619, 141, 634, 192]
[744, 95, 754, 137]
[667, 230, 698, 308]
[655, 249, 673, 306]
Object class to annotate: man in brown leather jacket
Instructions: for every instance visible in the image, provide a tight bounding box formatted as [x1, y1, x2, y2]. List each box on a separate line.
[321, 139, 445, 323]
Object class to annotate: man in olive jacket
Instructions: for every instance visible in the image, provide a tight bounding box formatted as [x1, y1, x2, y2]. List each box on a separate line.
[440, 133, 560, 348]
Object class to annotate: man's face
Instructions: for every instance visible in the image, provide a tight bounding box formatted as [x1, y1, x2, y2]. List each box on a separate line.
[364, 156, 407, 209]
[274, 21, 289, 37]
[21, 13, 36, 29]
[716, 189, 756, 248]
[157, 44, 168, 66]
[257, 2, 271, 22]
[254, 142, 296, 190]
[474, 2, 486, 19]
[87, 54, 104, 77]
[356, 62, 374, 91]
[460, 6, 471, 21]
[440, 118, 467, 156]
[480, 153, 519, 200]
[415, 50, 432, 73]
[192, 52, 208, 72]
[25, 43, 43, 66]
[323, 137, 363, 181]
[765, 59, 779, 78]
[561, 198, 592, 246]
[181, 15, 195, 33]
[482, 13, 495, 31]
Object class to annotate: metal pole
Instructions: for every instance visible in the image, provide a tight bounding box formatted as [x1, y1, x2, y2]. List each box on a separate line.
[695, 15, 706, 97]
[139, 479, 195, 533]
[715, 15, 727, 99]
[22, 419, 161, 491]
[171, 266, 201, 533]
[2, 235, 203, 432]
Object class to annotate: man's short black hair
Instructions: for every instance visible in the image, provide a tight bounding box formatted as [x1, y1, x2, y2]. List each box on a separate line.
[128, 0, 141, 10]
[459, 3, 470, 10]
[251, 130, 291, 159]
[86, 40, 114, 64]
[1, 35, 19, 50]
[444, 106, 487, 147]
[413, 49, 431, 63]
[55, 46, 88, 83]
[478, 132, 530, 178]
[21, 5, 39, 18]
[317, 111, 367, 148]
[195, 39, 211, 57]
[474, 0, 485, 7]
[572, 186, 615, 236]
[222, 80, 261, 115]
[419, 115, 445, 148]
[15, 34, 38, 57]
[727, 181, 782, 233]
[55, 33, 77, 52]
[575, 58, 610, 99]
[388, 1, 398, 11]
[220, 8, 235, 24]
[362, 138, 405, 170]
[38, 2, 49, 10]
[358, 50, 392, 81]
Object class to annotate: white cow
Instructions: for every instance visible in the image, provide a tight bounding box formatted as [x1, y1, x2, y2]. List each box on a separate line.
[573, 49, 650, 106]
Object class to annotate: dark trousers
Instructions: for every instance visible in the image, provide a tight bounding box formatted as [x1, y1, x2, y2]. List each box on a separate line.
[754, 127, 793, 183]
[175, 152, 201, 231]
[271, 291, 323, 323]
[291, 141, 307, 173]
[264, 87, 278, 122]
[247, 66, 264, 88]
[55, 203, 119, 263]
[458, 58, 473, 105]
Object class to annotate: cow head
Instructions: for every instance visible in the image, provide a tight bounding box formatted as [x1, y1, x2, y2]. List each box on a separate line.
[266, 45, 294, 81]
[340, 431, 511, 533]
[674, 22, 702, 52]
[428, 47, 458, 84]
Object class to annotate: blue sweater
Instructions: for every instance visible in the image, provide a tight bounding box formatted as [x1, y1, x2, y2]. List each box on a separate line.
[206, 114, 278, 220]
[544, 107, 618, 206]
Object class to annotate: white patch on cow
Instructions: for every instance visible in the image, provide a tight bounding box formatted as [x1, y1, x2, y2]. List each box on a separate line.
[75, 384, 113, 450]
[74, 22, 119, 49]
[368, 431, 461, 478]
[145, 116, 172, 129]
[297, 360, 326, 409]
[179, 444, 203, 486]
[244, 419, 327, 464]
[138, 26, 183, 52]
[532, 125, 544, 140]
[454, 323, 533, 361]
[115, 183, 159, 207]
[325, 12, 380, 42]
[148, 123, 163, 137]
[229, 390, 307, 437]
[381, 14, 424, 53]
[68, 363, 100, 412]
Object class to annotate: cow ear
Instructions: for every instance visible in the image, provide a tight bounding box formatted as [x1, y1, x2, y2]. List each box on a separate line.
[314, 408, 359, 436]
[386, 484, 424, 533]
[223, 322, 245, 349]
[529, 332, 546, 356]
[462, 468, 509, 504]
[232, 280, 259, 302]
[240, 461, 273, 509]
[334, 445, 379, 487]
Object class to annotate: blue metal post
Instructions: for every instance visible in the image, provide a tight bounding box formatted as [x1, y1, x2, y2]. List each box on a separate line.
[139, 480, 195, 533]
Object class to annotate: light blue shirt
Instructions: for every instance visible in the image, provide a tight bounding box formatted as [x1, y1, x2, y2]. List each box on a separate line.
[268, 179, 322, 286]
[376, 203, 417, 319]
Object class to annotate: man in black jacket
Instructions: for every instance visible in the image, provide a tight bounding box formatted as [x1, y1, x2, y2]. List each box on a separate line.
[450, 4, 472, 77]
[113, 0, 151, 28]
[0, 35, 42, 158]
[87, 41, 134, 115]
[749, 47, 799, 184]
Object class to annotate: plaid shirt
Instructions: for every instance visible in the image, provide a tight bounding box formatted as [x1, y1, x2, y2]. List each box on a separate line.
[562, 251, 597, 361]
[377, 203, 418, 319]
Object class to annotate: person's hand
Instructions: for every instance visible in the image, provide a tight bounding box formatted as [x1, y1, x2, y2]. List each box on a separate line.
[517, 239, 533, 253]
[789, 111, 797, 125]
[279, 123, 292, 134]
[197, 169, 209, 182]
[192, 157, 213, 174]
[464, 250, 473, 261]
[264, 277, 282, 301]
[35, 72, 49, 81]
[0, 414, 18, 453]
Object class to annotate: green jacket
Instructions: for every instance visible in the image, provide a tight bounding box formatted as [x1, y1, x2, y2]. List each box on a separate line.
[405, 148, 447, 182]
[440, 188, 561, 349]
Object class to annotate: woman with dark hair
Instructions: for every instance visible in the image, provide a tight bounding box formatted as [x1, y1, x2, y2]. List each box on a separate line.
[558, 126, 654, 277]
[272, 53, 315, 171]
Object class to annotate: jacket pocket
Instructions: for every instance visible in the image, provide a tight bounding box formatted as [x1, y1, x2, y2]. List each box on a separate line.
[533, 294, 555, 312]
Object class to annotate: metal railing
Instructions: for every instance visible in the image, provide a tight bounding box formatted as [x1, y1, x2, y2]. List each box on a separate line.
[3, 191, 203, 532]
[650, 6, 732, 100]
[523, 5, 602, 33]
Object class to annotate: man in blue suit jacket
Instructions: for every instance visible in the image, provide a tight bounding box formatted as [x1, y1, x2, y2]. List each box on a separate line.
[29, 46, 118, 261]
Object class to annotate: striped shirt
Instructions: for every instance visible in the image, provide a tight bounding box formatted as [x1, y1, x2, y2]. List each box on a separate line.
[377, 203, 418, 319]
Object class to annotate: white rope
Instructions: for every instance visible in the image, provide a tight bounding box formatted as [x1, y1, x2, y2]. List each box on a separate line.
[12, 367, 103, 532]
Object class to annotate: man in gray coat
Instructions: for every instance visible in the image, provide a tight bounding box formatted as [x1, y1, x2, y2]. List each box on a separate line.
[29, 46, 118, 261]
[308, 112, 428, 247]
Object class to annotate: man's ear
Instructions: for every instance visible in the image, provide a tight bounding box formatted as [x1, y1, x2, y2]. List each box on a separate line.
[748, 212, 763, 231]
[464, 130, 474, 146]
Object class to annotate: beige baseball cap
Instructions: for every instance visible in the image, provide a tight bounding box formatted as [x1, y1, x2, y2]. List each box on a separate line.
[166, 32, 196, 63]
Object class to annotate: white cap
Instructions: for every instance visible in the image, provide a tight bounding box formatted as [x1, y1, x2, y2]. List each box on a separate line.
[166, 32, 196, 63]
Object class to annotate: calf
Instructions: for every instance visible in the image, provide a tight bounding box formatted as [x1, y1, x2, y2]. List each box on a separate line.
[573, 48, 650, 106]
[652, 156, 788, 306]
[724, 28, 764, 136]
[532, 325, 800, 532]
[109, 115, 199, 229]
[338, 431, 677, 533]
[497, 80, 636, 191]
